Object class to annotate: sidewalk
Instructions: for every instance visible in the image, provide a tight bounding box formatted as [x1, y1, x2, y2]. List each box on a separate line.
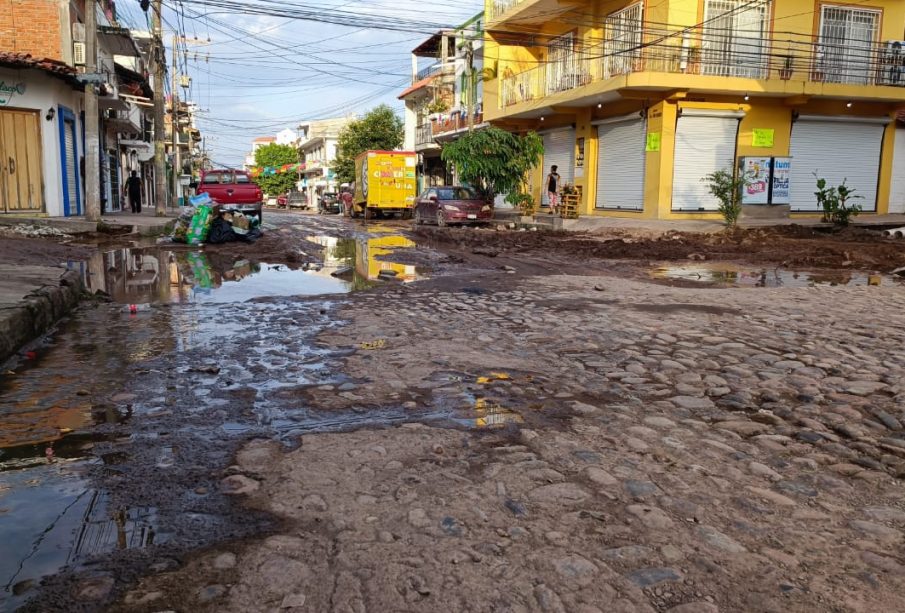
[0, 264, 83, 365]
[0, 207, 177, 235]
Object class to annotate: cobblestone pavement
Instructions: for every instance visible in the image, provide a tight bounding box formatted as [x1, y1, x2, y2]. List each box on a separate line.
[114, 269, 905, 612]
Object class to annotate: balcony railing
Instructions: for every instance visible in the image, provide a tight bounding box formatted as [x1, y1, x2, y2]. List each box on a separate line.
[415, 123, 433, 146]
[415, 61, 456, 82]
[431, 110, 485, 136]
[500, 25, 904, 108]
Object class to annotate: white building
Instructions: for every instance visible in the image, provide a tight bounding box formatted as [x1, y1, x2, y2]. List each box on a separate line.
[297, 116, 352, 208]
[244, 135, 275, 170]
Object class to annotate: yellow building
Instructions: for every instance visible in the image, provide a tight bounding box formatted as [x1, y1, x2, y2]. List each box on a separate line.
[484, 0, 905, 219]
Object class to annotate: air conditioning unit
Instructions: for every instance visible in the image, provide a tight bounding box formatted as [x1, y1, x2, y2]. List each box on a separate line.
[72, 23, 86, 42]
[878, 41, 905, 86]
[73, 42, 86, 66]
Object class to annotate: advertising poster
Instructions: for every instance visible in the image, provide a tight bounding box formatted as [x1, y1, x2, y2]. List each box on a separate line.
[740, 157, 771, 204]
[771, 157, 791, 204]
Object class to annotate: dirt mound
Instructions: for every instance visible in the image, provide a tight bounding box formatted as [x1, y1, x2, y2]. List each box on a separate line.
[414, 225, 905, 272]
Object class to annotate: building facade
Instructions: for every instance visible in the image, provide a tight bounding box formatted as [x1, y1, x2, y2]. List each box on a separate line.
[297, 116, 351, 208]
[0, 0, 158, 217]
[485, 0, 905, 218]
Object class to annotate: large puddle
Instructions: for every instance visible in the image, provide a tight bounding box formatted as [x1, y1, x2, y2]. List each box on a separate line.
[651, 264, 888, 288]
[0, 226, 432, 608]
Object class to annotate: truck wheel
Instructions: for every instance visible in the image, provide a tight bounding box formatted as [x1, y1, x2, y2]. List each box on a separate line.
[364, 207, 372, 221]
[436, 210, 446, 227]
[402, 209, 413, 220]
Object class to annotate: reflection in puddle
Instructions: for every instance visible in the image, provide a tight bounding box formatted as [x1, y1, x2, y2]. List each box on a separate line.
[0, 464, 163, 609]
[650, 264, 887, 288]
[470, 398, 523, 429]
[309, 233, 427, 284]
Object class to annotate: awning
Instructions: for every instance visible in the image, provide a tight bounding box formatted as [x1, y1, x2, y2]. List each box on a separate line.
[99, 26, 141, 57]
[398, 76, 434, 99]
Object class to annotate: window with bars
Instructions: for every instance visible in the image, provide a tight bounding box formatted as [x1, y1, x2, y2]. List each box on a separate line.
[817, 6, 881, 85]
[603, 3, 643, 79]
[701, 0, 770, 78]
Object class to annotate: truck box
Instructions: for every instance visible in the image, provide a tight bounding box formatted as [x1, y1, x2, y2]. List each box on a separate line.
[352, 150, 417, 218]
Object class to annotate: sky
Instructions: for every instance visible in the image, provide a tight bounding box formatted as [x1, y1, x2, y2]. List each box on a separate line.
[116, 0, 484, 167]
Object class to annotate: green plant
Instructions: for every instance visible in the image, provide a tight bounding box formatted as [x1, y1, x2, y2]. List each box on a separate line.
[441, 126, 544, 203]
[814, 175, 862, 226]
[561, 183, 577, 196]
[334, 105, 404, 184]
[254, 143, 299, 196]
[702, 168, 749, 227]
[425, 98, 449, 114]
[506, 192, 536, 215]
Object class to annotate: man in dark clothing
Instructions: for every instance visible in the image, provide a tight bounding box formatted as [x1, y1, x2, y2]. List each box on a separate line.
[124, 170, 142, 213]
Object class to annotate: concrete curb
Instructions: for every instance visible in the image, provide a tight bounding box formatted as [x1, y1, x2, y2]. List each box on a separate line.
[0, 269, 85, 365]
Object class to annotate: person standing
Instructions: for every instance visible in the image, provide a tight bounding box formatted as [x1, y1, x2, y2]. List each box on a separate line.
[545, 165, 561, 215]
[124, 170, 143, 214]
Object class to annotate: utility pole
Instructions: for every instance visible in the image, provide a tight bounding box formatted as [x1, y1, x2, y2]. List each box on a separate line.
[84, 0, 101, 220]
[151, 0, 167, 216]
[171, 33, 181, 206]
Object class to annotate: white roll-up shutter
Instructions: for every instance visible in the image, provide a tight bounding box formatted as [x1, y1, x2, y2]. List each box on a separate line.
[595, 117, 646, 210]
[64, 120, 78, 213]
[541, 128, 574, 204]
[888, 129, 905, 214]
[672, 114, 739, 210]
[790, 119, 885, 212]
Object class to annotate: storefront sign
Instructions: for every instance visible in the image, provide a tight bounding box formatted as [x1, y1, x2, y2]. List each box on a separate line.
[576, 137, 585, 168]
[771, 157, 791, 204]
[752, 128, 774, 148]
[740, 156, 771, 204]
[0, 81, 26, 106]
[645, 132, 661, 152]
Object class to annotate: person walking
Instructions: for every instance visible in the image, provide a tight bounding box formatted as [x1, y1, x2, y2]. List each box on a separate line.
[545, 165, 561, 215]
[124, 170, 143, 214]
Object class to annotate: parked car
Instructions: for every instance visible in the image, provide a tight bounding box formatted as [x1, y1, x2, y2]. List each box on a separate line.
[413, 186, 492, 226]
[195, 169, 263, 221]
[287, 189, 308, 210]
[318, 192, 341, 215]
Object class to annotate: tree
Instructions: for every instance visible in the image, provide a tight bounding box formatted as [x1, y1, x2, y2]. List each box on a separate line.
[334, 105, 404, 184]
[254, 143, 298, 196]
[702, 167, 750, 227]
[440, 127, 544, 203]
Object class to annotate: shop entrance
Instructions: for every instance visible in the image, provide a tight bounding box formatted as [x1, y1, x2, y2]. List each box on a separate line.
[0, 108, 44, 213]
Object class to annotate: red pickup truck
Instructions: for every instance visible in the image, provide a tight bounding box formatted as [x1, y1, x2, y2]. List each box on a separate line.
[195, 169, 264, 221]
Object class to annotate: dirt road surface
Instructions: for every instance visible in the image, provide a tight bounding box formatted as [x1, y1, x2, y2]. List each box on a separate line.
[4, 213, 905, 613]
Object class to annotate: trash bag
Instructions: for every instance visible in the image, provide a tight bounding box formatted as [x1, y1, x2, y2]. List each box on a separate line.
[207, 217, 238, 244]
[186, 204, 213, 245]
[238, 227, 262, 243]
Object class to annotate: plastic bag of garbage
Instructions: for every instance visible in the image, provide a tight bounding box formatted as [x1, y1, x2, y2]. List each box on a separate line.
[189, 192, 213, 207]
[186, 204, 213, 245]
[207, 217, 238, 244]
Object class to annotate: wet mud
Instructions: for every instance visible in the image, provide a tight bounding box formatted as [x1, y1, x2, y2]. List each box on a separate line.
[415, 224, 905, 273]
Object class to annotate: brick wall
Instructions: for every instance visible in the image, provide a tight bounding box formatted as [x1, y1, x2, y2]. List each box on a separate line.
[0, 0, 64, 62]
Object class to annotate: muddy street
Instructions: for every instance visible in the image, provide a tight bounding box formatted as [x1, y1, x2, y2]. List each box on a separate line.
[3, 213, 905, 612]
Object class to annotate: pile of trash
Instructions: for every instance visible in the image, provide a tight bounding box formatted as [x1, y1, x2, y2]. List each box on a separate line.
[170, 193, 263, 245]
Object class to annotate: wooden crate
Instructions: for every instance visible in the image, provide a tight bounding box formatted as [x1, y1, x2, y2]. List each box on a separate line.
[560, 193, 580, 219]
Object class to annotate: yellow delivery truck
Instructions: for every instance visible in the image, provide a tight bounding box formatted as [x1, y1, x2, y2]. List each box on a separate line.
[352, 150, 417, 219]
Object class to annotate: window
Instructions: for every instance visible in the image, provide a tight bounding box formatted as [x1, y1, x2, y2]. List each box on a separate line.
[817, 5, 881, 85]
[437, 187, 477, 200]
[701, 0, 770, 78]
[202, 172, 224, 184]
[235, 173, 250, 184]
[603, 3, 643, 79]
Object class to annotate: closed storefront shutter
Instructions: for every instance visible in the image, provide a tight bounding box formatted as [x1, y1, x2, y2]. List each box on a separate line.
[64, 119, 79, 214]
[541, 128, 574, 204]
[595, 116, 646, 210]
[672, 112, 740, 211]
[886, 128, 905, 214]
[789, 117, 885, 212]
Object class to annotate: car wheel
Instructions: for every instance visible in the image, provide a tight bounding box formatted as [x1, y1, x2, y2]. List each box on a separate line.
[436, 210, 446, 227]
[414, 209, 422, 225]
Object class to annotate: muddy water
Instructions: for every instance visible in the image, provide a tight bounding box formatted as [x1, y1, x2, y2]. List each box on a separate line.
[651, 263, 889, 288]
[0, 226, 445, 610]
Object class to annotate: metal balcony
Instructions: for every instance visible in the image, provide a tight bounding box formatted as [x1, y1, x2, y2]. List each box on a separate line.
[499, 26, 905, 108]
